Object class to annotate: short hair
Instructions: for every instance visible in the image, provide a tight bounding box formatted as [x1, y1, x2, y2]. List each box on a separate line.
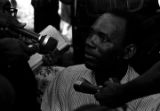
[105, 10, 160, 73]
[108, 10, 160, 46]
[132, 13, 160, 73]
[106, 10, 147, 47]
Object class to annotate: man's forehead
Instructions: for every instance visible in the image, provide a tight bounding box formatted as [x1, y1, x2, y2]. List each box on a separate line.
[96, 13, 126, 27]
[93, 13, 126, 34]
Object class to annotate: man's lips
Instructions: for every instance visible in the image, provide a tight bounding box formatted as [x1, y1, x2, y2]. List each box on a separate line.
[84, 53, 98, 69]
[84, 47, 99, 61]
[84, 52, 97, 62]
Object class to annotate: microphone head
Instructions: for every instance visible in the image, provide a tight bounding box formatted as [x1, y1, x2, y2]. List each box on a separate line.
[74, 79, 99, 94]
[39, 35, 58, 54]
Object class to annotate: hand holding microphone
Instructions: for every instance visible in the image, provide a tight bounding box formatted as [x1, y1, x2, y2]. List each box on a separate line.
[74, 78, 127, 108]
[74, 78, 101, 94]
[94, 79, 127, 108]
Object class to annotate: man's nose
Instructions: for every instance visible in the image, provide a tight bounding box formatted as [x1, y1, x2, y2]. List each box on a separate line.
[86, 34, 99, 48]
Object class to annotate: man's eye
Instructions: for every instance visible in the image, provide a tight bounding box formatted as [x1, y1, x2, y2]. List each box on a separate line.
[98, 33, 110, 42]
[88, 29, 95, 37]
[88, 29, 94, 34]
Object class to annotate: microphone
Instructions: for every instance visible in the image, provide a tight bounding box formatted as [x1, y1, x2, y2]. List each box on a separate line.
[74, 78, 100, 94]
[28, 25, 70, 70]
[9, 25, 58, 54]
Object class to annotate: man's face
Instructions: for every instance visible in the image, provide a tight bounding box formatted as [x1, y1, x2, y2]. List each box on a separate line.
[84, 13, 126, 70]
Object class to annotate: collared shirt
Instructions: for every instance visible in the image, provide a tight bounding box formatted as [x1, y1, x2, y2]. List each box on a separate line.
[41, 64, 160, 111]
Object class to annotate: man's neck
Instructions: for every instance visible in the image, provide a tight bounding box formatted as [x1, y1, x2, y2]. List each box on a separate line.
[94, 63, 128, 86]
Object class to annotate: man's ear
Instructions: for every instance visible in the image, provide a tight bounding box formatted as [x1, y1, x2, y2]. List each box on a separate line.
[123, 44, 136, 60]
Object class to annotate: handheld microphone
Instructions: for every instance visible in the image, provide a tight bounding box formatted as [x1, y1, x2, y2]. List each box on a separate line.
[74, 78, 100, 94]
[9, 26, 58, 54]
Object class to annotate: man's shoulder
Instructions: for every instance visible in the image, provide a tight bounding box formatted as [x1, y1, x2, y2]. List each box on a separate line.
[59, 64, 93, 80]
[66, 64, 89, 71]
[63, 64, 92, 74]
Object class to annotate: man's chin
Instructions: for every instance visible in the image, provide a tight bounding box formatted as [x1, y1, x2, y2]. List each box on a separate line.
[85, 61, 97, 70]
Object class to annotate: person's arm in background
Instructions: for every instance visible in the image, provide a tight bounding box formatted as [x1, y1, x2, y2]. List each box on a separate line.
[122, 60, 160, 101]
[95, 60, 160, 108]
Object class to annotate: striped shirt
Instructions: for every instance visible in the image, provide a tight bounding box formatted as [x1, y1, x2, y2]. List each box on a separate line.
[41, 64, 160, 111]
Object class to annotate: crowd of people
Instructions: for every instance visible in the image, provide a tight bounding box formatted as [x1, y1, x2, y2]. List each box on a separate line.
[1, 0, 160, 111]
